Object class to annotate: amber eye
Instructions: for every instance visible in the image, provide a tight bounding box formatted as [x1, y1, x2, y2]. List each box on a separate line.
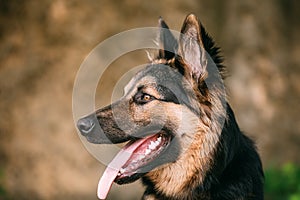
[134, 92, 154, 104]
[143, 94, 151, 101]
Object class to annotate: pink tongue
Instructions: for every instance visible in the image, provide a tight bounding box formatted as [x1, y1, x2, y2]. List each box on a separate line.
[97, 138, 148, 199]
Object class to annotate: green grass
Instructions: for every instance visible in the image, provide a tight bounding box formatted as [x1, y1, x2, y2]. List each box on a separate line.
[0, 167, 10, 199]
[0, 169, 6, 197]
[265, 163, 300, 200]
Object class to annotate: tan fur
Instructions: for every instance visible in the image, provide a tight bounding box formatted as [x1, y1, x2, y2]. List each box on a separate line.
[145, 134, 214, 198]
[144, 104, 217, 198]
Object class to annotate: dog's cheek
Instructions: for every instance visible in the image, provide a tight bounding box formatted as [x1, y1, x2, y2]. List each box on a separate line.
[129, 103, 152, 126]
[160, 103, 184, 132]
[131, 102, 167, 127]
[149, 102, 169, 124]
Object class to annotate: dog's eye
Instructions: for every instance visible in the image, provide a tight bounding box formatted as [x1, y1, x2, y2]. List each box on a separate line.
[143, 94, 151, 101]
[134, 93, 154, 104]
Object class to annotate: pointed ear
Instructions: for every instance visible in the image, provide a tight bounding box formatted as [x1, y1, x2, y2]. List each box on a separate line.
[179, 14, 207, 81]
[157, 17, 178, 60]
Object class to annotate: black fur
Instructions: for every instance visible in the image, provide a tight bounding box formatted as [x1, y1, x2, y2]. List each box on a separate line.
[205, 104, 264, 200]
[199, 24, 226, 79]
[141, 104, 264, 200]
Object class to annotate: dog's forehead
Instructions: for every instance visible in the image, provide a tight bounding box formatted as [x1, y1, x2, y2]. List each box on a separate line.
[124, 75, 157, 92]
[124, 64, 183, 94]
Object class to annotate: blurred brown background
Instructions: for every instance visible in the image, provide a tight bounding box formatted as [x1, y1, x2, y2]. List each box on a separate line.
[0, 0, 299, 199]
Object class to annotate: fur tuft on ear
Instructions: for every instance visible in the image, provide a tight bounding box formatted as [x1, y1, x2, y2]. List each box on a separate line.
[179, 14, 226, 81]
[157, 17, 178, 60]
[179, 14, 207, 81]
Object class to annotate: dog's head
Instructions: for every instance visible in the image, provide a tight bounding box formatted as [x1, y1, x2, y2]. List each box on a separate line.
[77, 14, 226, 198]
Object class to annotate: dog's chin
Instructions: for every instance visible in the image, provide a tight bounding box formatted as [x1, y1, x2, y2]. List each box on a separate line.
[114, 172, 145, 184]
[85, 136, 101, 144]
[114, 159, 167, 185]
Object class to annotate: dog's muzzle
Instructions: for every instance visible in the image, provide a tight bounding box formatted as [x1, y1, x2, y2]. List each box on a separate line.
[77, 117, 95, 136]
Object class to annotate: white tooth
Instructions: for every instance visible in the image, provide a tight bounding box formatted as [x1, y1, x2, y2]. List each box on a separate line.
[120, 168, 125, 174]
[157, 137, 161, 142]
[149, 143, 155, 150]
[155, 141, 160, 146]
[145, 149, 151, 155]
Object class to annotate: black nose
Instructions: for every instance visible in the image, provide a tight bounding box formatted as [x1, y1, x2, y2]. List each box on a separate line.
[77, 117, 95, 135]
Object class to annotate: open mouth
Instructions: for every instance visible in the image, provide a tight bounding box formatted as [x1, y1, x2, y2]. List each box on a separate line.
[97, 132, 171, 199]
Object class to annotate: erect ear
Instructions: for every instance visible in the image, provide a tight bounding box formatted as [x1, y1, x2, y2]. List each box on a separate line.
[157, 17, 178, 60]
[179, 14, 207, 81]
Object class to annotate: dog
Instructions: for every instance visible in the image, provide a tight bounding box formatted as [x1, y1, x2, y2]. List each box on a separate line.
[77, 14, 264, 200]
